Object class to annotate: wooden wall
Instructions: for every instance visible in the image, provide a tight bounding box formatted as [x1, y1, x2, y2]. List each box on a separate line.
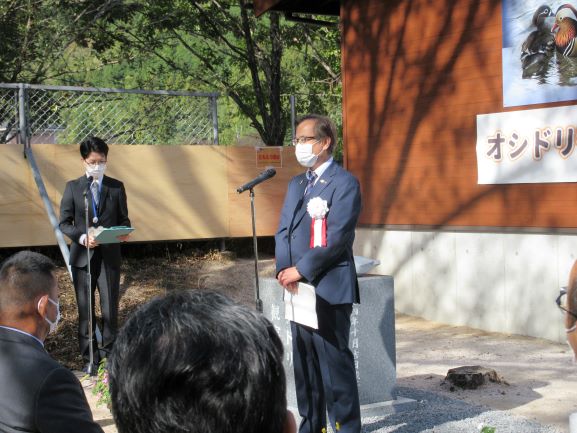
[341, 0, 577, 229]
[0, 144, 301, 248]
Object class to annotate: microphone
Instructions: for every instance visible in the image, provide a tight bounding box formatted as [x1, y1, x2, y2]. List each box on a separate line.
[237, 168, 276, 193]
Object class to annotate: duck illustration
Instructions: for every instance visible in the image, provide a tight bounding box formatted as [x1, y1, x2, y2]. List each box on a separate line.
[521, 5, 555, 74]
[551, 4, 577, 56]
[533, 4, 555, 29]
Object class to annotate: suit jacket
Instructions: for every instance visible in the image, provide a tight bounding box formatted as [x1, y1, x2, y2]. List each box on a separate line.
[0, 327, 103, 433]
[59, 175, 130, 268]
[275, 162, 361, 305]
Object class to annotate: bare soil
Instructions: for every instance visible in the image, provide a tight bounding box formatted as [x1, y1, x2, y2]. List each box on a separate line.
[47, 248, 276, 370]
[394, 314, 577, 433]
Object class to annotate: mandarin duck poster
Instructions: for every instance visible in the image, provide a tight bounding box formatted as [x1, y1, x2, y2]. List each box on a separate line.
[502, 1, 577, 107]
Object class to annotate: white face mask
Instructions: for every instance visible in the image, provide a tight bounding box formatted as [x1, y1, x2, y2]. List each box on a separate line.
[295, 142, 321, 168]
[85, 163, 106, 179]
[38, 297, 61, 334]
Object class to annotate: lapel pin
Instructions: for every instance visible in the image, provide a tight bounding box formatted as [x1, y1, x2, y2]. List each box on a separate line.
[320, 179, 326, 184]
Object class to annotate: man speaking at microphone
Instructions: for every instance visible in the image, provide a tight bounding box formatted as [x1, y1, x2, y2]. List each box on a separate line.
[275, 114, 362, 433]
[59, 136, 131, 373]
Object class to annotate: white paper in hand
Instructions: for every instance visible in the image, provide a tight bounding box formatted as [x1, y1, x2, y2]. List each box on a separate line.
[284, 282, 318, 329]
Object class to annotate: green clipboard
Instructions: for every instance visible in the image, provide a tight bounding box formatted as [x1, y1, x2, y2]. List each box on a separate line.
[91, 226, 134, 244]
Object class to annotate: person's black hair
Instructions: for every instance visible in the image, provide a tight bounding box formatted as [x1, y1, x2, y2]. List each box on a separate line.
[79, 136, 109, 159]
[0, 251, 56, 310]
[109, 290, 287, 433]
[296, 114, 337, 153]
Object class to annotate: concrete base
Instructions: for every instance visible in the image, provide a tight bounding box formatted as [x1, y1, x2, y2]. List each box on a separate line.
[260, 275, 398, 411]
[289, 396, 419, 429]
[358, 396, 419, 417]
[355, 227, 575, 343]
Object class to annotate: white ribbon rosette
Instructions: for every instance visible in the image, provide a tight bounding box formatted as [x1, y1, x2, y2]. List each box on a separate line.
[307, 197, 329, 247]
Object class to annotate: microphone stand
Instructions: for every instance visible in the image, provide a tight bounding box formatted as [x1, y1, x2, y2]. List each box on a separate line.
[249, 187, 263, 312]
[83, 187, 96, 376]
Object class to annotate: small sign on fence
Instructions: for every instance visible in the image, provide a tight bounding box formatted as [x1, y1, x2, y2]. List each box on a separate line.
[256, 146, 283, 168]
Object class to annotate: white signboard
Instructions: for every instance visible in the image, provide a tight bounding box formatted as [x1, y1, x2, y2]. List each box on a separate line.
[476, 106, 577, 184]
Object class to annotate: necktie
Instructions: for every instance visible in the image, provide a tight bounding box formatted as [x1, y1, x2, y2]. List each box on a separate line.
[91, 181, 99, 207]
[304, 171, 317, 196]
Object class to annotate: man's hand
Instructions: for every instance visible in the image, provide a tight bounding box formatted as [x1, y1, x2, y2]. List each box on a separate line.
[85, 235, 99, 249]
[285, 282, 299, 294]
[117, 234, 130, 242]
[277, 267, 302, 294]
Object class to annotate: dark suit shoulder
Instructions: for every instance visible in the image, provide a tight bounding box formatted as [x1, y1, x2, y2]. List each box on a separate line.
[66, 176, 87, 187]
[67, 175, 124, 188]
[36, 365, 104, 433]
[0, 328, 61, 372]
[102, 175, 124, 188]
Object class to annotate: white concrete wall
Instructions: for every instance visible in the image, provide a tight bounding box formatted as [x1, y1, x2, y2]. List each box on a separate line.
[354, 227, 576, 343]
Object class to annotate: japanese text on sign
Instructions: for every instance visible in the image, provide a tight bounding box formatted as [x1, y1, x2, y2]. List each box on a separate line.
[476, 106, 577, 184]
[256, 146, 283, 168]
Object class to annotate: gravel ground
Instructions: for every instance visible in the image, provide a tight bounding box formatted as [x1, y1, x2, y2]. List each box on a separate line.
[88, 381, 565, 433]
[354, 386, 564, 433]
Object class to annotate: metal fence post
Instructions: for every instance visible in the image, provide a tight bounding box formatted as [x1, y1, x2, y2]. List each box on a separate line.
[24, 146, 72, 276]
[18, 83, 29, 150]
[290, 94, 296, 142]
[18, 82, 72, 275]
[211, 95, 219, 145]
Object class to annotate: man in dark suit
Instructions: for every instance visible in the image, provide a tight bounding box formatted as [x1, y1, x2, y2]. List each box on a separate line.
[275, 114, 362, 433]
[0, 251, 103, 433]
[59, 136, 130, 373]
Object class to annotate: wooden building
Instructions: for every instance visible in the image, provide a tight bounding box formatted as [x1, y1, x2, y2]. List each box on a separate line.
[255, 0, 575, 343]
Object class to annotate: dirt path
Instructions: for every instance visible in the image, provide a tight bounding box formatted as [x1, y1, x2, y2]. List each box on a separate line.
[395, 314, 577, 433]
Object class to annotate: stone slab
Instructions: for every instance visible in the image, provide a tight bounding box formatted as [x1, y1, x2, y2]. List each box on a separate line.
[260, 275, 397, 409]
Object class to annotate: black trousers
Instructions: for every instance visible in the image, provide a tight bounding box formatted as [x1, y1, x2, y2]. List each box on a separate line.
[71, 248, 120, 364]
[291, 297, 361, 433]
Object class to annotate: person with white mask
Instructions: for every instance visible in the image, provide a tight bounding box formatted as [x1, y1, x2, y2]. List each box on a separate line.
[0, 251, 104, 433]
[59, 136, 131, 374]
[275, 114, 362, 433]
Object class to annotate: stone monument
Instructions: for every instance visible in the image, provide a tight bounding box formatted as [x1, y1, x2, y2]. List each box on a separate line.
[260, 257, 415, 415]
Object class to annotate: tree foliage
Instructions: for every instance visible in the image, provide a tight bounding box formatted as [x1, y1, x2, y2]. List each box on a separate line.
[0, 0, 342, 147]
[80, 0, 341, 146]
[0, 0, 135, 83]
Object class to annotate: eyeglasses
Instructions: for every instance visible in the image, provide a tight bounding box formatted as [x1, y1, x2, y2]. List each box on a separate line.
[556, 287, 577, 319]
[84, 160, 107, 166]
[291, 136, 318, 146]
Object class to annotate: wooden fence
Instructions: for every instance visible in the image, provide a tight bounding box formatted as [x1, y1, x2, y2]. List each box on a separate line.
[0, 144, 301, 248]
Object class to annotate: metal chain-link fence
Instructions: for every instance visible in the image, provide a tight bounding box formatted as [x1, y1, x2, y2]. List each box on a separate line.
[0, 87, 18, 144]
[283, 92, 343, 141]
[0, 83, 219, 146]
[281, 92, 343, 160]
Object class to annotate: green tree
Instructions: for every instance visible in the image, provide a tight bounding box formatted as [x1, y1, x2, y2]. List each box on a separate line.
[0, 0, 136, 142]
[83, 1, 341, 146]
[0, 0, 135, 84]
[0, 1, 343, 147]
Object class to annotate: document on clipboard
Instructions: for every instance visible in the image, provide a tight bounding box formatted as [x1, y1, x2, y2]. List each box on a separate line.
[284, 282, 318, 329]
[89, 226, 134, 244]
